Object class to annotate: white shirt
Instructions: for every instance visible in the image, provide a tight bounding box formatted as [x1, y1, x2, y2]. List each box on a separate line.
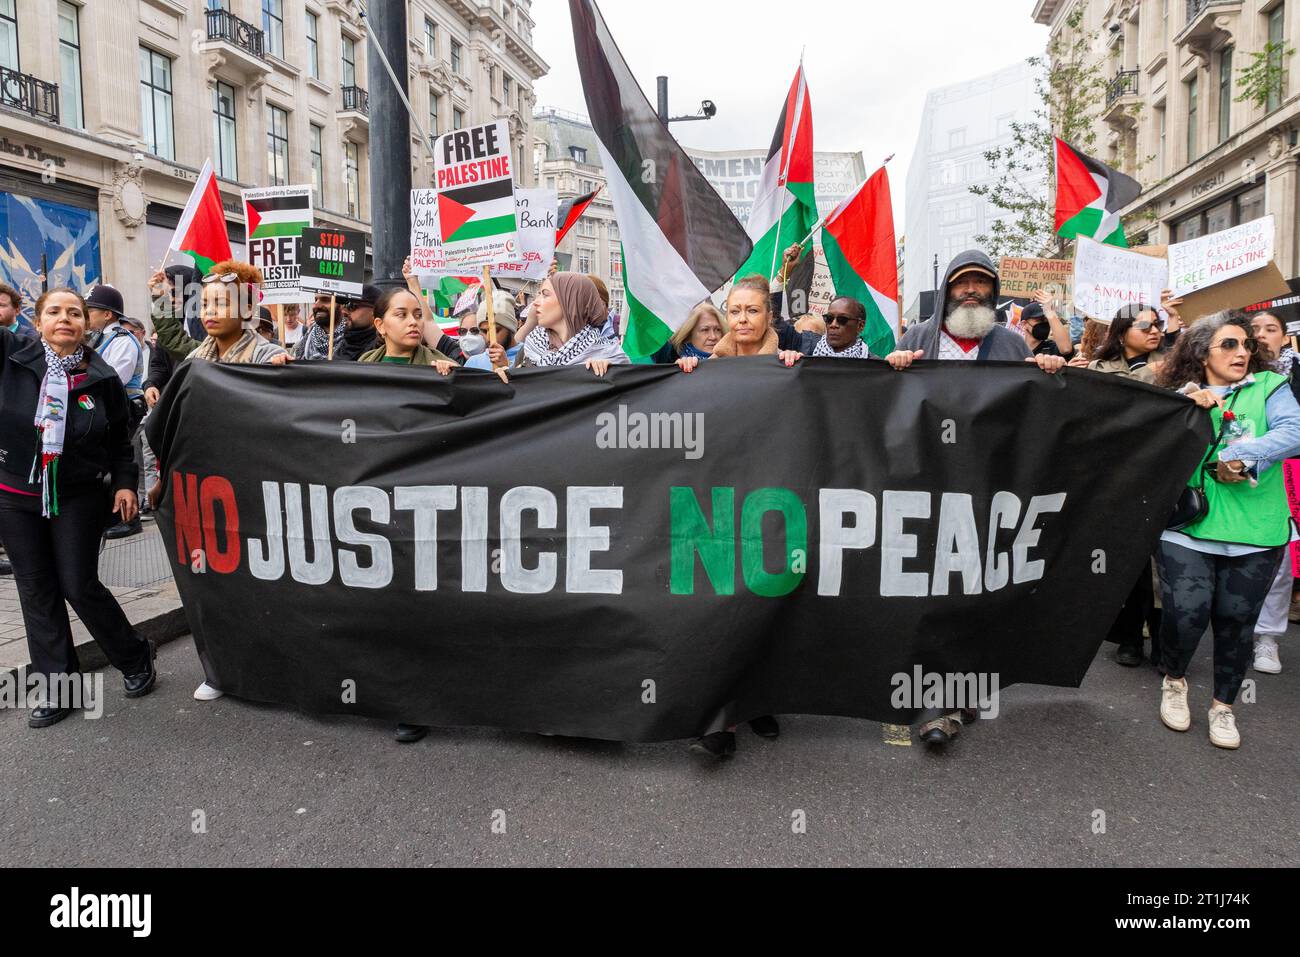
[97, 322, 143, 386]
[937, 331, 980, 361]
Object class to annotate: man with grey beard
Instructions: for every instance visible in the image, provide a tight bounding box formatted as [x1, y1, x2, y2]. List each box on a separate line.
[885, 249, 1065, 747]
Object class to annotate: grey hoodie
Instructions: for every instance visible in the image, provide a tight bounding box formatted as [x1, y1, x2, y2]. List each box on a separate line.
[897, 249, 1031, 362]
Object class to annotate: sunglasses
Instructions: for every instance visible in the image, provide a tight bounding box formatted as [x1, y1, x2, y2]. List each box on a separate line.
[1132, 319, 1164, 332]
[1214, 337, 1259, 354]
[201, 272, 240, 285]
[825, 314, 862, 327]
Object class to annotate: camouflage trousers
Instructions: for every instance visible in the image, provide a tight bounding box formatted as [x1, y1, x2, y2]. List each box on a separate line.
[1155, 541, 1284, 705]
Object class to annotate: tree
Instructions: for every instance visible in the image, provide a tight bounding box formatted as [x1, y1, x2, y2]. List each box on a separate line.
[971, 6, 1109, 260]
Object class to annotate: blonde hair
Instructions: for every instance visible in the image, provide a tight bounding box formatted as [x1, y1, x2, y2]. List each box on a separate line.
[728, 274, 772, 310]
[671, 302, 727, 350]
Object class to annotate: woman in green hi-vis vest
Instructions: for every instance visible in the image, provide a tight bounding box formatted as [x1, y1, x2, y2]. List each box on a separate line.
[1154, 313, 1300, 750]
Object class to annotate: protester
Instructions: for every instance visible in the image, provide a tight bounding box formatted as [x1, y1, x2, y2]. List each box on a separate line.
[883, 249, 1065, 747]
[163, 263, 205, 341]
[1247, 310, 1296, 674]
[399, 257, 468, 364]
[1069, 318, 1111, 367]
[470, 289, 522, 372]
[0, 288, 155, 727]
[1087, 303, 1163, 384]
[1020, 290, 1074, 357]
[507, 272, 627, 375]
[650, 302, 727, 363]
[255, 307, 278, 343]
[281, 302, 304, 347]
[1154, 312, 1300, 749]
[0, 281, 36, 339]
[84, 285, 146, 393]
[294, 293, 345, 360]
[359, 288, 457, 374]
[777, 297, 872, 365]
[334, 285, 383, 361]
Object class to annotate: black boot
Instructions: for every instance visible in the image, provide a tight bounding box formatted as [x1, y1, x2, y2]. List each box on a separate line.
[28, 705, 74, 729]
[688, 730, 736, 759]
[395, 723, 428, 743]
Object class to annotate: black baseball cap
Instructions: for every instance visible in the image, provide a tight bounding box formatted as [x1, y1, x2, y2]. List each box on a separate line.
[341, 283, 381, 308]
[84, 284, 125, 317]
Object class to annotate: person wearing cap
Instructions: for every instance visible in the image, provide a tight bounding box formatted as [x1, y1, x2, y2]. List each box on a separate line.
[1019, 290, 1074, 358]
[884, 250, 1066, 748]
[334, 284, 383, 361]
[84, 285, 146, 392]
[470, 289, 523, 371]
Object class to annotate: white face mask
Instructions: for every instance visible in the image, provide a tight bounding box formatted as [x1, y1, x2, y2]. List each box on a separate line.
[459, 333, 487, 357]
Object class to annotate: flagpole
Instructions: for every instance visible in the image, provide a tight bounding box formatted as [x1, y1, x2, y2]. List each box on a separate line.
[767, 58, 805, 284]
[358, 4, 437, 166]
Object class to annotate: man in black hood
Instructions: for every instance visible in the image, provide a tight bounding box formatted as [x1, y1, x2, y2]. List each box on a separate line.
[888, 249, 1066, 370]
[885, 249, 1065, 748]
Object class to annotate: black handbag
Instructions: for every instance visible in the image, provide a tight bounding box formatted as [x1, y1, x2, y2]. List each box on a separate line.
[1166, 392, 1239, 531]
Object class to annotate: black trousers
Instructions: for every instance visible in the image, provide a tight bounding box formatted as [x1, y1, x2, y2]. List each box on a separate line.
[0, 488, 150, 689]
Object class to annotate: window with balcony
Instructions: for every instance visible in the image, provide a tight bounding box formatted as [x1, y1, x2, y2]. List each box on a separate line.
[213, 81, 237, 179]
[424, 17, 437, 57]
[262, 0, 283, 59]
[140, 47, 175, 160]
[1217, 46, 1232, 144]
[341, 35, 356, 88]
[1185, 74, 1198, 162]
[1, 0, 18, 71]
[345, 140, 360, 218]
[306, 12, 319, 79]
[1267, 4, 1285, 112]
[451, 39, 462, 75]
[266, 104, 289, 186]
[58, 2, 83, 130]
[310, 123, 323, 206]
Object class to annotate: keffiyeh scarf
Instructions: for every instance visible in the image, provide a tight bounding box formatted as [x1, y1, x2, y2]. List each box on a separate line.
[190, 330, 263, 364]
[31, 341, 84, 517]
[1271, 347, 1299, 376]
[812, 335, 870, 359]
[524, 324, 604, 367]
[298, 320, 344, 360]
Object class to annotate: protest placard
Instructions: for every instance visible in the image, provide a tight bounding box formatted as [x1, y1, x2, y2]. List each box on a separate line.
[243, 185, 312, 305]
[300, 228, 365, 298]
[1168, 216, 1274, 297]
[999, 256, 1074, 304]
[433, 119, 520, 269]
[411, 188, 556, 281]
[1073, 237, 1167, 321]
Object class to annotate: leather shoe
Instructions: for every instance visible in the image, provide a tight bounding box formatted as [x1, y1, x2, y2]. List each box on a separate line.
[123, 658, 157, 699]
[748, 715, 780, 738]
[919, 715, 961, 747]
[688, 730, 736, 759]
[29, 705, 73, 729]
[395, 723, 428, 743]
[104, 517, 143, 540]
[1115, 644, 1143, 667]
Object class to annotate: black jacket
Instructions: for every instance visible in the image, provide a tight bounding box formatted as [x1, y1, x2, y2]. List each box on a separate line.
[0, 329, 137, 496]
[145, 340, 175, 393]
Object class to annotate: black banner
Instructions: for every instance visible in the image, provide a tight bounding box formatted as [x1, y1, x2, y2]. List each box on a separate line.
[147, 359, 1210, 740]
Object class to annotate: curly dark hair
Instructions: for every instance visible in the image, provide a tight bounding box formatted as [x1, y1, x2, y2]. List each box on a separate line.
[1093, 303, 1160, 364]
[1155, 311, 1269, 389]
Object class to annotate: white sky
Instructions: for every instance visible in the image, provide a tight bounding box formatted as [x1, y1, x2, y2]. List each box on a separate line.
[530, 0, 1051, 230]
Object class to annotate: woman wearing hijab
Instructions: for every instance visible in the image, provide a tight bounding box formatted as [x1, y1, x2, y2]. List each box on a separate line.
[495, 272, 626, 375]
[0, 288, 155, 727]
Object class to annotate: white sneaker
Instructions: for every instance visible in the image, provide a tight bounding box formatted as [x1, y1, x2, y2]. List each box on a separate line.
[193, 681, 224, 701]
[1160, 676, 1191, 732]
[1253, 636, 1282, 674]
[1208, 705, 1240, 749]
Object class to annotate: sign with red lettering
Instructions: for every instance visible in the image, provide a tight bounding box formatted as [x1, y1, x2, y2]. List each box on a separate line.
[1168, 216, 1275, 298]
[300, 228, 365, 297]
[411, 188, 556, 280]
[1072, 237, 1167, 322]
[433, 119, 520, 269]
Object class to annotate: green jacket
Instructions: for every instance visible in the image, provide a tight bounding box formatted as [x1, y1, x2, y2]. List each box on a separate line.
[152, 295, 202, 362]
[358, 343, 455, 366]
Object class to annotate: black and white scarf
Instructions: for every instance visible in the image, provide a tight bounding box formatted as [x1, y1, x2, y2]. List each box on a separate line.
[1272, 347, 1299, 377]
[812, 335, 870, 359]
[32, 342, 85, 517]
[524, 324, 604, 367]
[298, 321, 344, 360]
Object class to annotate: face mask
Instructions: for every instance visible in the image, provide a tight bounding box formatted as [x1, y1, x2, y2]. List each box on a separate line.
[1030, 322, 1051, 341]
[459, 333, 487, 356]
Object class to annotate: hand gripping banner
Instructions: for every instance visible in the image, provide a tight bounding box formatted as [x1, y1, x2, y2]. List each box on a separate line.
[147, 360, 1210, 740]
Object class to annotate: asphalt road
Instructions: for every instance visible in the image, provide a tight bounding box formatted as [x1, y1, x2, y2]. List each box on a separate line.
[2, 631, 1297, 867]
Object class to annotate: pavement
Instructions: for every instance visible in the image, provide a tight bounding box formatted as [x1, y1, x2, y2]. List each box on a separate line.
[0, 515, 188, 676]
[1, 620, 1297, 867]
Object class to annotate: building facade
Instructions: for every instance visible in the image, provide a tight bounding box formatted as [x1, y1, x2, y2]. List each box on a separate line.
[903, 60, 1046, 321]
[1032, 0, 1298, 277]
[0, 0, 546, 324]
[532, 107, 623, 317]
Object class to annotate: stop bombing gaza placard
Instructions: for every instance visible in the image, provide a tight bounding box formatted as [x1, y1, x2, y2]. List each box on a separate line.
[243, 185, 312, 305]
[433, 119, 521, 269]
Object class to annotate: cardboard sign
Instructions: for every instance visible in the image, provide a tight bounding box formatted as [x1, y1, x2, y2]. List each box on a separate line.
[300, 228, 366, 297]
[999, 256, 1074, 304]
[243, 185, 313, 305]
[1179, 262, 1293, 323]
[433, 119, 520, 269]
[1168, 216, 1275, 297]
[1073, 237, 1167, 322]
[411, 188, 556, 280]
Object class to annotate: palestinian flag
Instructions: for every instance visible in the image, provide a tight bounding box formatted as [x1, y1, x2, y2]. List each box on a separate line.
[424, 276, 479, 316]
[1054, 138, 1142, 247]
[822, 166, 899, 356]
[170, 159, 231, 274]
[556, 187, 601, 244]
[569, 0, 752, 359]
[244, 188, 312, 240]
[736, 65, 817, 283]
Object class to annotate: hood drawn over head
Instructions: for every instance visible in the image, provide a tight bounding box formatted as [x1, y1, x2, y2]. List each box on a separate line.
[932, 249, 1000, 323]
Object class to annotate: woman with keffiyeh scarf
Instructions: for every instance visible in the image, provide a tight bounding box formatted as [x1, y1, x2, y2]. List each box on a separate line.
[493, 273, 627, 377]
[0, 289, 155, 727]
